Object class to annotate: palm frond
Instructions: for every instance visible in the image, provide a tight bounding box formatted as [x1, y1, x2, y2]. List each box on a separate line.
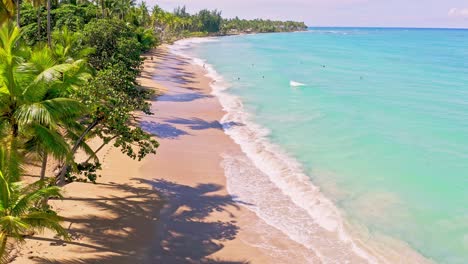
[12, 185, 62, 217]
[22, 211, 70, 240]
[15, 98, 86, 127]
[25, 124, 71, 161]
[0, 170, 10, 213]
[0, 216, 28, 240]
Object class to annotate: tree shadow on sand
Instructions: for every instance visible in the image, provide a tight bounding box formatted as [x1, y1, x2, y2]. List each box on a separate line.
[142, 178, 251, 263]
[163, 117, 244, 131]
[28, 179, 250, 264]
[157, 92, 213, 103]
[140, 120, 190, 139]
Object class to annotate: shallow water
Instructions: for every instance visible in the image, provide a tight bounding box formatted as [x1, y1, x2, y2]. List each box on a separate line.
[171, 28, 468, 263]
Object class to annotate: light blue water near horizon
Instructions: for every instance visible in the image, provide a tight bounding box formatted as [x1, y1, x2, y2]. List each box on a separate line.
[177, 28, 468, 263]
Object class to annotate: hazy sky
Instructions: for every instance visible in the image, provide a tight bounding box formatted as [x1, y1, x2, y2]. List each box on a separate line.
[147, 0, 468, 28]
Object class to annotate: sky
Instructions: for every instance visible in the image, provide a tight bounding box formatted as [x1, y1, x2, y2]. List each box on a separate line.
[147, 0, 468, 28]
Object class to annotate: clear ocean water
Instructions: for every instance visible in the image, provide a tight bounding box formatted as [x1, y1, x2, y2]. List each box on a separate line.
[171, 28, 468, 263]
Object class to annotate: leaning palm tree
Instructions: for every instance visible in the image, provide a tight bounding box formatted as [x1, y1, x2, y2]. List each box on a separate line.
[0, 169, 69, 263]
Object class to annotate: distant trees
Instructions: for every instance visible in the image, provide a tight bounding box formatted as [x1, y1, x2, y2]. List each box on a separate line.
[150, 4, 306, 42]
[222, 17, 307, 34]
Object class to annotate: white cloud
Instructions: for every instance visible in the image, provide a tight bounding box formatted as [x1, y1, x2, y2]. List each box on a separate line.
[448, 8, 468, 18]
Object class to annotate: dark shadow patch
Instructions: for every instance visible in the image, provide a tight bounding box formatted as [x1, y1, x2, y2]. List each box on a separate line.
[140, 121, 190, 139]
[157, 92, 213, 102]
[30, 179, 250, 264]
[164, 117, 223, 130]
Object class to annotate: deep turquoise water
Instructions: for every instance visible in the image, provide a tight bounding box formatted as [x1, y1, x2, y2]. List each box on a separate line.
[173, 28, 468, 263]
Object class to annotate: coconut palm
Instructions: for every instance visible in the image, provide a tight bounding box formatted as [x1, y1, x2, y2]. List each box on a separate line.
[0, 169, 68, 263]
[52, 26, 94, 63]
[0, 23, 87, 181]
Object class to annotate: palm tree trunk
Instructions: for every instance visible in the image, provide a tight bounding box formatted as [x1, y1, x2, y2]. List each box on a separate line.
[57, 119, 100, 186]
[101, 0, 105, 18]
[46, 0, 51, 47]
[15, 0, 20, 27]
[84, 135, 117, 163]
[40, 151, 48, 181]
[0, 235, 9, 263]
[37, 7, 41, 41]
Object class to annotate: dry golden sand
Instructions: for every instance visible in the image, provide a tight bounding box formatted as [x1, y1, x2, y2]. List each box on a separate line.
[12, 46, 315, 263]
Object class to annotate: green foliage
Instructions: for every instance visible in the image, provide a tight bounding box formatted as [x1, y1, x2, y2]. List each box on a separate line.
[73, 63, 158, 162]
[0, 0, 15, 25]
[66, 162, 102, 183]
[19, 3, 98, 46]
[82, 18, 143, 70]
[0, 22, 88, 182]
[195, 9, 222, 33]
[135, 27, 158, 51]
[151, 4, 306, 42]
[222, 17, 308, 34]
[0, 169, 69, 263]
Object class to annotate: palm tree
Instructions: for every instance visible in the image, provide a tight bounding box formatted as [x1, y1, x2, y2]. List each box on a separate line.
[52, 26, 94, 63]
[109, 0, 134, 20]
[0, 23, 86, 181]
[0, 169, 69, 263]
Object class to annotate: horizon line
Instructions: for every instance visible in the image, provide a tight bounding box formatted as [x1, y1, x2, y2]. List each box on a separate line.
[308, 25, 468, 30]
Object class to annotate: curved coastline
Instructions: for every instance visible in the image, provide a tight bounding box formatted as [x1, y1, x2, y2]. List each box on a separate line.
[169, 38, 378, 263]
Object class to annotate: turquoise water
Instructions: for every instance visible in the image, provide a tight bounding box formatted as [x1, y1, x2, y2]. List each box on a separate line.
[180, 28, 468, 263]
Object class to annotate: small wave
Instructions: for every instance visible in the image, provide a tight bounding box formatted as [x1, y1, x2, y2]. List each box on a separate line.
[290, 80, 306, 87]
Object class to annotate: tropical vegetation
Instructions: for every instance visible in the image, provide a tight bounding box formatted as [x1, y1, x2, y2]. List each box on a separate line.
[0, 0, 306, 261]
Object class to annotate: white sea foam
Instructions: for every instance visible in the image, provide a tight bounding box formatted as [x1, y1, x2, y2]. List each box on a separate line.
[168, 38, 380, 263]
[290, 80, 306, 87]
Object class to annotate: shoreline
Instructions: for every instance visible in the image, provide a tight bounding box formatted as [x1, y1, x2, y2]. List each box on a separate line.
[167, 37, 434, 264]
[12, 45, 313, 263]
[138, 46, 317, 263]
[11, 38, 433, 264]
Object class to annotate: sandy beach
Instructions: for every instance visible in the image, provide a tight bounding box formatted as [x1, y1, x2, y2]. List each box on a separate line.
[11, 46, 315, 263]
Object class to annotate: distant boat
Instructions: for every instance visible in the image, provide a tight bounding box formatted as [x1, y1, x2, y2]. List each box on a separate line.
[290, 80, 306, 87]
